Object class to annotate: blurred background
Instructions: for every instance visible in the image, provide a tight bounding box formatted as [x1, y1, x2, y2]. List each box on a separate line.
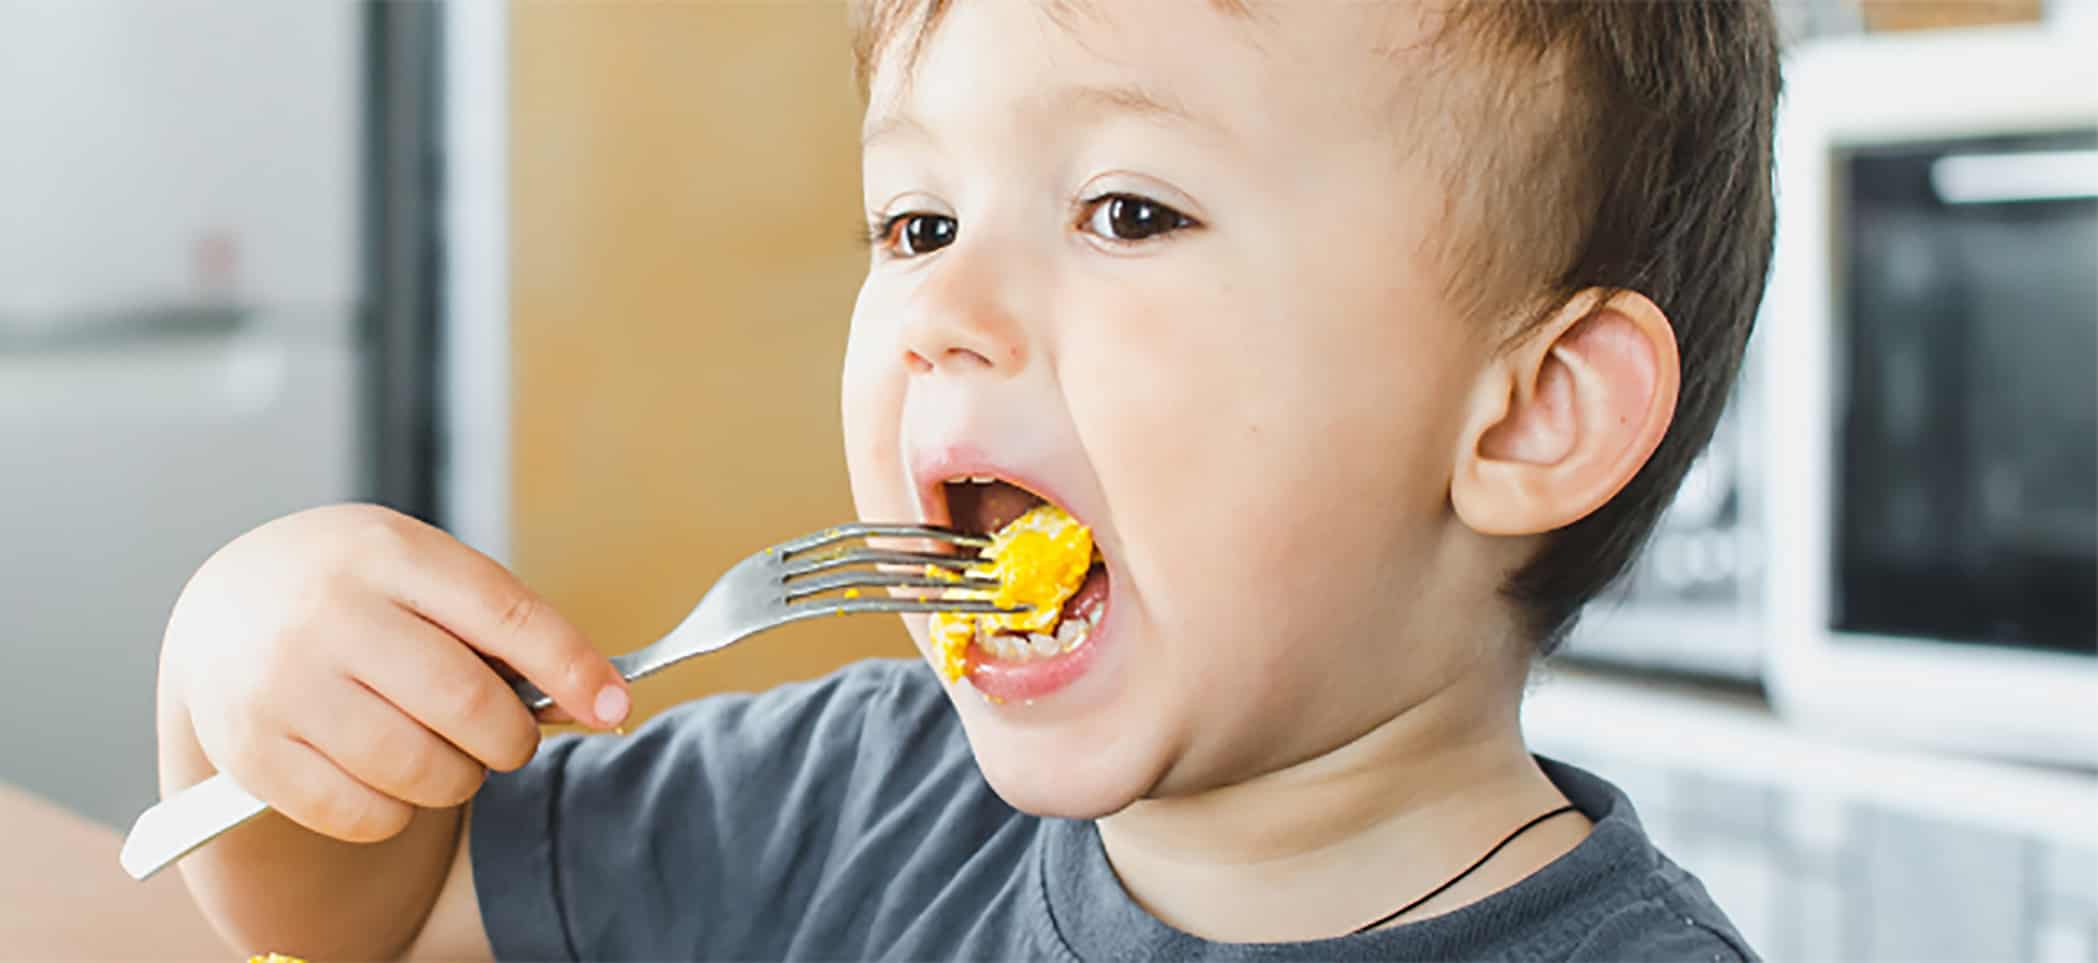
[0, 1, 2091, 959]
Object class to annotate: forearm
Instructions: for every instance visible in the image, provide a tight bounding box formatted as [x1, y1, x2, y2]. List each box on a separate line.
[156, 663, 460, 960]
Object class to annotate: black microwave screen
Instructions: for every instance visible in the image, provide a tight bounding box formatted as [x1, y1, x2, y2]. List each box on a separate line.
[1835, 129, 2097, 656]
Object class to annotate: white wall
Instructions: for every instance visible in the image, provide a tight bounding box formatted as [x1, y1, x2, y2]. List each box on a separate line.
[0, 0, 357, 321]
[0, 1, 364, 827]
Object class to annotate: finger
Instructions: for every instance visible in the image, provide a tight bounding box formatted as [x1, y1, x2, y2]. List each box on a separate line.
[482, 654, 575, 726]
[358, 514, 629, 729]
[292, 676, 487, 811]
[241, 733, 415, 845]
[345, 604, 542, 772]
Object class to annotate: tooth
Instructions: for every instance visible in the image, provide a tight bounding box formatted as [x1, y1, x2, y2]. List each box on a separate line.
[968, 475, 996, 484]
[1062, 616, 1094, 651]
[1029, 633, 1059, 657]
[1056, 619, 1083, 646]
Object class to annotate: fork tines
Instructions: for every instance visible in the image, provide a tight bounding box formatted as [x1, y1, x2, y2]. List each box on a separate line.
[776, 522, 989, 556]
[819, 596, 1024, 616]
[783, 568, 1001, 602]
[774, 523, 1017, 613]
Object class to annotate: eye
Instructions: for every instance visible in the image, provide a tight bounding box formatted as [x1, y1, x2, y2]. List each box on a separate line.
[1081, 193, 1196, 243]
[879, 212, 958, 258]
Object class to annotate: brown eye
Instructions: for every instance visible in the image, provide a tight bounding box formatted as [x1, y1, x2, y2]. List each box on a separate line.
[889, 213, 957, 257]
[1083, 194, 1194, 242]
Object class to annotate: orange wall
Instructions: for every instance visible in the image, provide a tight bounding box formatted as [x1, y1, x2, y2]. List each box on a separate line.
[509, 2, 909, 722]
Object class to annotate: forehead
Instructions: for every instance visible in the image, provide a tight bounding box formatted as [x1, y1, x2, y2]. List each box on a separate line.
[861, 0, 1442, 147]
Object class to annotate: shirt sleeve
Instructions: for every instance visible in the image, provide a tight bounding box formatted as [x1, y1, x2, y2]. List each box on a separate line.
[468, 658, 940, 962]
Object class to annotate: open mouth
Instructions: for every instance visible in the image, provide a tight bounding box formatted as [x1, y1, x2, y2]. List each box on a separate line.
[929, 476, 1111, 683]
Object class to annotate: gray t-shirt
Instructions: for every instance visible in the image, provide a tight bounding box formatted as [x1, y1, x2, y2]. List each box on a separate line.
[472, 658, 1754, 961]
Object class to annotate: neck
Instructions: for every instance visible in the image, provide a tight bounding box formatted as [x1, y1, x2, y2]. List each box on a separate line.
[1095, 660, 1586, 942]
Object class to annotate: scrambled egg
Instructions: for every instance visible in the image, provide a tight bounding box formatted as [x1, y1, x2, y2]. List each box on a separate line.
[928, 503, 1093, 682]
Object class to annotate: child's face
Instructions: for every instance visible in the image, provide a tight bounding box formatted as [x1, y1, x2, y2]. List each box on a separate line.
[843, 0, 1510, 816]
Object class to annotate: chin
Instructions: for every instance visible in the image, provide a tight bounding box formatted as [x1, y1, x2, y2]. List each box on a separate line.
[961, 716, 1167, 819]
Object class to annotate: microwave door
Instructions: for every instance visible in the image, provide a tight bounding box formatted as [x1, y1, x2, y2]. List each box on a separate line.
[1839, 132, 2097, 657]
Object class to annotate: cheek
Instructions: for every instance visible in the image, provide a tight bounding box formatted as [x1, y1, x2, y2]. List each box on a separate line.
[841, 289, 910, 520]
[1063, 256, 1475, 638]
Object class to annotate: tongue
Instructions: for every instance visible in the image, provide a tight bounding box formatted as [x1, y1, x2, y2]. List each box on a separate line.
[953, 481, 1043, 535]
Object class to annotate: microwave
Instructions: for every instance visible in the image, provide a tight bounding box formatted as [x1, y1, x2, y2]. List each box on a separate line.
[1762, 28, 2097, 768]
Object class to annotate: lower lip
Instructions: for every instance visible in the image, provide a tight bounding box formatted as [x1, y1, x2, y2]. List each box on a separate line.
[964, 578, 1112, 703]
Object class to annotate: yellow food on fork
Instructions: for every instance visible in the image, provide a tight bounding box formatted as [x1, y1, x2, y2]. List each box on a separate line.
[927, 503, 1093, 682]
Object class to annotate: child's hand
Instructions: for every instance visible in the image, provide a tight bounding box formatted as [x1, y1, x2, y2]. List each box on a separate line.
[160, 504, 629, 844]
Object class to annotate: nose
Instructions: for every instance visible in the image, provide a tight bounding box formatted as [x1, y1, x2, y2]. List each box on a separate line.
[898, 243, 1030, 377]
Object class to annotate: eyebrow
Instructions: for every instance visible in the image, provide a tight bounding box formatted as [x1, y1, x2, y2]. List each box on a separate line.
[861, 81, 1226, 149]
[861, 111, 932, 150]
[1060, 82, 1218, 133]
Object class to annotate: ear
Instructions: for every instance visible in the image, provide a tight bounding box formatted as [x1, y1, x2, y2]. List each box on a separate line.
[1451, 290, 1680, 537]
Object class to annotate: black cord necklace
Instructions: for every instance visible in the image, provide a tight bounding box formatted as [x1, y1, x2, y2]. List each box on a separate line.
[1349, 803, 1580, 935]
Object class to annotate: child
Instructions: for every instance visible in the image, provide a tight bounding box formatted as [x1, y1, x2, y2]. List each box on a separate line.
[155, 1, 1776, 959]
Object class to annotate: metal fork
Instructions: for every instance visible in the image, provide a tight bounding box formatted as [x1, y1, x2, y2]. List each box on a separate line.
[119, 522, 1009, 882]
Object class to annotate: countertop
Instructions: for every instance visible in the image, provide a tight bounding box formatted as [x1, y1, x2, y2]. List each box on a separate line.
[0, 782, 227, 960]
[1524, 663, 2098, 849]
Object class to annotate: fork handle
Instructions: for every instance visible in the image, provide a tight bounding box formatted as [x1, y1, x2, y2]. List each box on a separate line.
[118, 772, 269, 881]
[512, 676, 555, 712]
[511, 647, 654, 714]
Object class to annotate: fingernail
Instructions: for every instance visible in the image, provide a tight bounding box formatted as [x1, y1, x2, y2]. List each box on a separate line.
[594, 685, 630, 727]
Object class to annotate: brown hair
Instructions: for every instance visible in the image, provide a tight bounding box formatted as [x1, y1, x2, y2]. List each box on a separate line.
[849, 0, 1782, 654]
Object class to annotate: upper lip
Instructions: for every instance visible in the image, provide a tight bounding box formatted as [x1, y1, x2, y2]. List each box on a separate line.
[910, 445, 1083, 534]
